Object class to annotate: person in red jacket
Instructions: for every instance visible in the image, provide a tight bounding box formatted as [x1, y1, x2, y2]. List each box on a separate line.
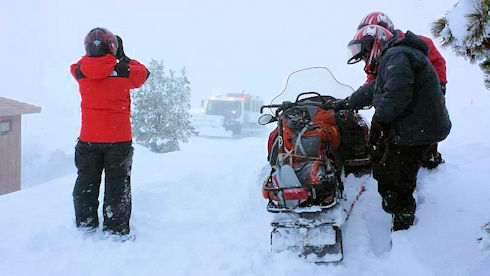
[357, 12, 447, 169]
[70, 28, 149, 238]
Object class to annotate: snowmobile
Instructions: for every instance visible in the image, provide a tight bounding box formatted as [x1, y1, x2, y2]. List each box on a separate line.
[259, 67, 371, 263]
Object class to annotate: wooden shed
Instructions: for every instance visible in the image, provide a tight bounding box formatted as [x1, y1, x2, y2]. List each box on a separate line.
[0, 97, 41, 195]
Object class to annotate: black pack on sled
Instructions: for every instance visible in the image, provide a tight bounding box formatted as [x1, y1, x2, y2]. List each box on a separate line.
[334, 110, 371, 176]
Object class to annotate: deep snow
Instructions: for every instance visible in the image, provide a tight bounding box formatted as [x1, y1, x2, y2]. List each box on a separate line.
[1, 116, 490, 275]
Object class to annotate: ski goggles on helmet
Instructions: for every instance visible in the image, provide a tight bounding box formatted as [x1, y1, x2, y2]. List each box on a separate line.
[347, 36, 374, 64]
[347, 42, 363, 64]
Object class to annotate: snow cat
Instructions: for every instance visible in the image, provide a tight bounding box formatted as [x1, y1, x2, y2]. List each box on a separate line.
[259, 67, 371, 263]
[192, 92, 264, 137]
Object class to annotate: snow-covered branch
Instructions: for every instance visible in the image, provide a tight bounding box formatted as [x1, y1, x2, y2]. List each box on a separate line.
[432, 0, 489, 89]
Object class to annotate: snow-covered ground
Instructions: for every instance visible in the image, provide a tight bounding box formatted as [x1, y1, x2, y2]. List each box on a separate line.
[1, 116, 490, 275]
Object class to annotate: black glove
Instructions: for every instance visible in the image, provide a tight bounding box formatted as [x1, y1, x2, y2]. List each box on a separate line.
[276, 101, 294, 114]
[371, 117, 394, 142]
[440, 83, 446, 95]
[332, 98, 350, 111]
[369, 117, 383, 145]
[370, 117, 395, 163]
[115, 35, 131, 63]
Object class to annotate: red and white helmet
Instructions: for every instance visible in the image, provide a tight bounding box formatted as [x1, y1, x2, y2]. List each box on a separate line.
[347, 25, 393, 74]
[358, 11, 395, 32]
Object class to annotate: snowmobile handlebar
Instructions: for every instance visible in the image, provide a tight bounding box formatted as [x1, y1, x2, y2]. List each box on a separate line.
[261, 93, 327, 115]
[260, 104, 282, 114]
[260, 99, 334, 117]
[295, 92, 326, 104]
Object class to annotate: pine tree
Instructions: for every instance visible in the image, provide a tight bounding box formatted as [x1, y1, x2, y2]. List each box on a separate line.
[132, 59, 195, 153]
[432, 0, 489, 89]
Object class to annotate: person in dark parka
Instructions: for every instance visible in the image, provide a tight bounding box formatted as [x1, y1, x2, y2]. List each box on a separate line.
[357, 11, 448, 170]
[337, 25, 451, 231]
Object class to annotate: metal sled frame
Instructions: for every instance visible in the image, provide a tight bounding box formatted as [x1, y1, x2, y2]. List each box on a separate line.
[270, 226, 343, 263]
[269, 204, 346, 263]
[266, 198, 337, 213]
[344, 157, 371, 167]
[300, 226, 343, 263]
[263, 171, 340, 213]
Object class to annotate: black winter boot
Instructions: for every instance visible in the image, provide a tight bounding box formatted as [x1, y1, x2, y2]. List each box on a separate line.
[420, 144, 444, 169]
[381, 191, 398, 214]
[392, 213, 415, 231]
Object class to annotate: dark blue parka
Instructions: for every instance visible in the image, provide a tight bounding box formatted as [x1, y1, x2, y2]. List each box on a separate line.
[349, 31, 451, 145]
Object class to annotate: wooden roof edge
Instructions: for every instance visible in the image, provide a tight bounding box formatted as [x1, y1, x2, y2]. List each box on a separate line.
[19, 106, 42, 115]
[0, 97, 42, 116]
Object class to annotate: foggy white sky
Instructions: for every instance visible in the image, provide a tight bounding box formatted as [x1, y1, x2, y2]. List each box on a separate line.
[2, 0, 488, 152]
[1, 0, 463, 107]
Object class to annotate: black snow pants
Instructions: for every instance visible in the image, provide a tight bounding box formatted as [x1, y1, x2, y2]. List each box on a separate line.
[73, 139, 133, 235]
[372, 139, 429, 215]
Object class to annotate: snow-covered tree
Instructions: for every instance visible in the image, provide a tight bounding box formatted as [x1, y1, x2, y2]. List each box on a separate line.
[431, 0, 489, 89]
[132, 59, 195, 153]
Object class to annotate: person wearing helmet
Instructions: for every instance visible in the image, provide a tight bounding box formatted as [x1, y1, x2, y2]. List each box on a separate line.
[358, 11, 447, 169]
[336, 25, 451, 231]
[70, 27, 149, 239]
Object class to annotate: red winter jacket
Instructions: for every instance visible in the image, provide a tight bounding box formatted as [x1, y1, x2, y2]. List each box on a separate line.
[70, 54, 149, 143]
[365, 31, 447, 85]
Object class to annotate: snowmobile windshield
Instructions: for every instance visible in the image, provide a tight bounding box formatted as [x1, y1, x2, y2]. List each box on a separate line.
[270, 67, 354, 107]
[206, 100, 242, 119]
